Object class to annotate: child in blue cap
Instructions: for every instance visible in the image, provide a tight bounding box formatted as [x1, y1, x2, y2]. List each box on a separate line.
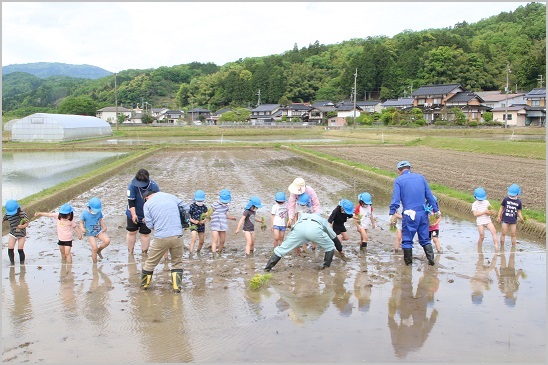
[496, 183, 525, 249]
[79, 197, 111, 263]
[235, 196, 264, 256]
[270, 192, 288, 248]
[3, 199, 30, 265]
[471, 187, 499, 251]
[210, 189, 237, 255]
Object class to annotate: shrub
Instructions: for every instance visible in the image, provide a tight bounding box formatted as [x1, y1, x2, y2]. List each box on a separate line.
[434, 120, 449, 126]
[468, 121, 478, 127]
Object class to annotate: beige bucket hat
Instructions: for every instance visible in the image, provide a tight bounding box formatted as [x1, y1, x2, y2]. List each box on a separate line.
[288, 177, 306, 195]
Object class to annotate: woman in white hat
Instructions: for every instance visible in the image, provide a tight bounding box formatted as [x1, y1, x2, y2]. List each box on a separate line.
[287, 177, 322, 228]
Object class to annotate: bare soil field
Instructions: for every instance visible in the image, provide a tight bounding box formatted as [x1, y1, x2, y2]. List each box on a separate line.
[304, 145, 546, 212]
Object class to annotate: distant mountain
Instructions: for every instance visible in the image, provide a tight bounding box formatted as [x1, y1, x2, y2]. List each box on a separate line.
[2, 62, 112, 79]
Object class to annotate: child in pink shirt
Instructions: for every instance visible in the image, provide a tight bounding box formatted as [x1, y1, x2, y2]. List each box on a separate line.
[35, 203, 83, 263]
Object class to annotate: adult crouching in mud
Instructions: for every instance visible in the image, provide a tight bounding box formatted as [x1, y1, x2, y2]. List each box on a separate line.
[140, 189, 188, 293]
[126, 168, 160, 255]
[389, 161, 439, 266]
[264, 211, 345, 271]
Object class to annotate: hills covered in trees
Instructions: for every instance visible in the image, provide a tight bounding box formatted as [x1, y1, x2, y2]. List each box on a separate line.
[2, 2, 545, 118]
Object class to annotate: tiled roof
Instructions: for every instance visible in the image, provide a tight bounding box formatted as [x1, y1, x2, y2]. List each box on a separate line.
[311, 100, 335, 107]
[411, 83, 463, 96]
[475, 92, 525, 102]
[97, 106, 132, 112]
[337, 104, 363, 111]
[382, 98, 414, 107]
[252, 104, 280, 112]
[357, 100, 381, 106]
[525, 88, 546, 98]
[446, 92, 484, 103]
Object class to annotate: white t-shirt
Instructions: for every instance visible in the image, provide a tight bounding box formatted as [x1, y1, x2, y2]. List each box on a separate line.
[358, 205, 373, 229]
[472, 200, 492, 225]
[271, 202, 288, 227]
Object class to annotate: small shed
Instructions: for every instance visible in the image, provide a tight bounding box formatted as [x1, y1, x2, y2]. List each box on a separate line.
[11, 113, 112, 142]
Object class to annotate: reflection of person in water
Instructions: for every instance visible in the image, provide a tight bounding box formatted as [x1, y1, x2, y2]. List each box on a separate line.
[495, 246, 526, 307]
[330, 268, 353, 316]
[470, 250, 498, 304]
[9, 266, 32, 331]
[83, 264, 113, 326]
[387, 260, 440, 358]
[59, 263, 80, 318]
[354, 258, 373, 312]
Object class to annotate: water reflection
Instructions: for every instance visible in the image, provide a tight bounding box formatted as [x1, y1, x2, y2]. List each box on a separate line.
[495, 247, 526, 307]
[354, 257, 373, 312]
[331, 268, 353, 316]
[59, 263, 79, 320]
[8, 266, 33, 335]
[470, 250, 498, 305]
[388, 258, 440, 358]
[2, 151, 125, 205]
[83, 264, 112, 326]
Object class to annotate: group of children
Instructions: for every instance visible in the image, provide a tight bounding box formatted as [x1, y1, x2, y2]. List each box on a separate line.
[2, 182, 525, 265]
[3, 198, 111, 265]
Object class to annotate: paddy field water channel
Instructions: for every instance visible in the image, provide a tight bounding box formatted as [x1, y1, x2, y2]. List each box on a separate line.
[2, 148, 546, 362]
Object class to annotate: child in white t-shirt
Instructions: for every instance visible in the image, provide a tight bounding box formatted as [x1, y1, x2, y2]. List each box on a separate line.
[471, 187, 499, 251]
[270, 192, 288, 248]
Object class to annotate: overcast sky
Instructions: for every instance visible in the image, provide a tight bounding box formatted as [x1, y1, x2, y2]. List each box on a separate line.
[2, 1, 528, 72]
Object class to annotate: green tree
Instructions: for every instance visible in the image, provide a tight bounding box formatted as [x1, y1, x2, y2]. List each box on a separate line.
[141, 112, 154, 124]
[57, 96, 98, 115]
[483, 111, 493, 122]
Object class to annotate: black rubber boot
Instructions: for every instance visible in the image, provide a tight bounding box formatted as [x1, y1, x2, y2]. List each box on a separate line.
[171, 269, 183, 293]
[361, 242, 368, 249]
[18, 249, 25, 264]
[140, 269, 153, 290]
[403, 248, 413, 266]
[423, 244, 435, 266]
[264, 254, 281, 272]
[8, 248, 15, 265]
[333, 237, 343, 252]
[321, 250, 335, 269]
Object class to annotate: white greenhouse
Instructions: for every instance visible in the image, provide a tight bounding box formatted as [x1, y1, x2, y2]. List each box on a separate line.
[11, 113, 112, 142]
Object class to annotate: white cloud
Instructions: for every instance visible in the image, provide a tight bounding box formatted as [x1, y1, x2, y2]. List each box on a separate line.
[2, 2, 527, 72]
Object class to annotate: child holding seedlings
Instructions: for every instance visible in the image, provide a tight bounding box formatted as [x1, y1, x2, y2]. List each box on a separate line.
[270, 192, 288, 248]
[35, 203, 83, 263]
[188, 190, 209, 255]
[390, 203, 403, 252]
[354, 192, 376, 249]
[328, 199, 355, 260]
[496, 183, 525, 249]
[235, 196, 264, 256]
[79, 197, 111, 263]
[210, 189, 237, 255]
[3, 199, 30, 265]
[471, 187, 499, 252]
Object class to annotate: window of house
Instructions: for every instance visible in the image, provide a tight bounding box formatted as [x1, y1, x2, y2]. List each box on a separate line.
[433, 98, 441, 105]
[532, 100, 540, 106]
[418, 98, 426, 105]
[503, 114, 513, 120]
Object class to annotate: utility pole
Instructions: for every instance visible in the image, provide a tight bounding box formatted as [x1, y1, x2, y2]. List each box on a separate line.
[353, 68, 357, 129]
[504, 62, 510, 129]
[256, 89, 261, 107]
[114, 72, 119, 131]
[537, 74, 544, 88]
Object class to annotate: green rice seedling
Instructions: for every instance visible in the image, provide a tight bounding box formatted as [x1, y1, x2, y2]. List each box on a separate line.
[249, 273, 272, 290]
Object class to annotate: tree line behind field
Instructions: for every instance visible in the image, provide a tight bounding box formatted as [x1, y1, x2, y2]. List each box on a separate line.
[2, 3, 545, 118]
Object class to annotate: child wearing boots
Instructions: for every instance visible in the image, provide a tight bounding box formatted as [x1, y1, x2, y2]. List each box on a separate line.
[35, 203, 83, 263]
[496, 183, 525, 249]
[354, 192, 376, 249]
[188, 190, 209, 255]
[235, 196, 263, 256]
[3, 200, 30, 265]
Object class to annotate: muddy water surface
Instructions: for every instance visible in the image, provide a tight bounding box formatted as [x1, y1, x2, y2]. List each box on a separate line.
[2, 149, 545, 362]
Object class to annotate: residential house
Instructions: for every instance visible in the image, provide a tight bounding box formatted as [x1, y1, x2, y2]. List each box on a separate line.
[491, 105, 528, 126]
[410, 83, 465, 123]
[159, 110, 185, 124]
[249, 104, 281, 125]
[309, 101, 337, 125]
[279, 103, 312, 122]
[96, 106, 132, 124]
[381, 98, 415, 110]
[356, 100, 383, 114]
[475, 91, 525, 109]
[444, 92, 491, 122]
[127, 112, 143, 124]
[187, 108, 211, 123]
[151, 108, 168, 120]
[523, 88, 546, 126]
[209, 108, 231, 125]
[327, 103, 363, 127]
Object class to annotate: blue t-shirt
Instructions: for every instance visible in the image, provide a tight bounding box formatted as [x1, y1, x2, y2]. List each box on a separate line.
[125, 179, 160, 220]
[81, 210, 103, 236]
[500, 196, 522, 224]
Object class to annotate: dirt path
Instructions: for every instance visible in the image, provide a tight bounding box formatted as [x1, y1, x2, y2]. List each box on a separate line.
[304, 145, 546, 212]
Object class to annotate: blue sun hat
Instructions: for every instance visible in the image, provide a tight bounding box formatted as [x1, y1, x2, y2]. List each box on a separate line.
[88, 197, 102, 213]
[5, 199, 20, 215]
[59, 203, 74, 214]
[219, 189, 231, 204]
[194, 190, 206, 202]
[473, 187, 487, 201]
[297, 193, 311, 206]
[358, 192, 372, 205]
[245, 196, 263, 210]
[339, 199, 354, 215]
[275, 192, 286, 202]
[397, 161, 411, 169]
[507, 184, 521, 197]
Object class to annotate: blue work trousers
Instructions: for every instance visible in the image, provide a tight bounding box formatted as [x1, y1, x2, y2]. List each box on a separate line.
[401, 210, 431, 249]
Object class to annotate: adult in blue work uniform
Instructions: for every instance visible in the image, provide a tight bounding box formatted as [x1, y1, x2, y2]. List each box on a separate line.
[264, 212, 344, 271]
[126, 168, 160, 254]
[389, 161, 438, 266]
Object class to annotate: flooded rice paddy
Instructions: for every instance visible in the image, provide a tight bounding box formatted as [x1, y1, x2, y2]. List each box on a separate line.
[2, 148, 546, 362]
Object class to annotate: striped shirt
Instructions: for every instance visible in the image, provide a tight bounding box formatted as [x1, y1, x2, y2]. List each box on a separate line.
[472, 200, 493, 226]
[3, 212, 29, 238]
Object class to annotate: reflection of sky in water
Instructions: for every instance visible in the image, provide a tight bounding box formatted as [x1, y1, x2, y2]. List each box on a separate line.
[2, 151, 125, 206]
